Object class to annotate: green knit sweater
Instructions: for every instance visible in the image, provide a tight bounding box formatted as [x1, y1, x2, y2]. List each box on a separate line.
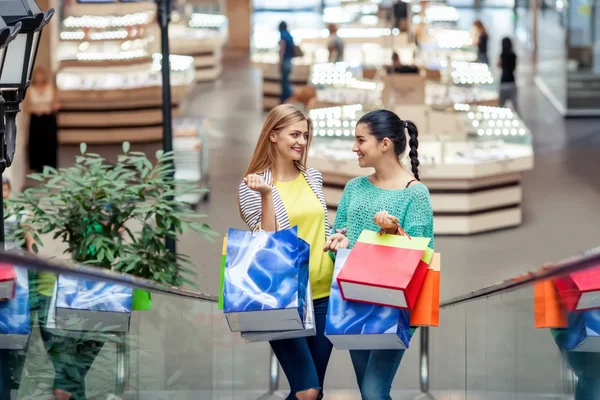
[332, 176, 435, 250]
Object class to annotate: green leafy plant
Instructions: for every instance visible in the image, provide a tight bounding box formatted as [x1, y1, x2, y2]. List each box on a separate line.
[7, 142, 218, 287]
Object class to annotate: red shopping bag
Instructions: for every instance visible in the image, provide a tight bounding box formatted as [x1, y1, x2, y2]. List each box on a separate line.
[0, 264, 16, 301]
[555, 265, 600, 311]
[336, 230, 432, 310]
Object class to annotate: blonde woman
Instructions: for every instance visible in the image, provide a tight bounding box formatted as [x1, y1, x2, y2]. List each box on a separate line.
[238, 104, 333, 400]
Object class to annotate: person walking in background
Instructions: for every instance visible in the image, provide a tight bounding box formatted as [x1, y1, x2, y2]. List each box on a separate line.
[279, 21, 295, 105]
[24, 67, 59, 173]
[323, 109, 434, 399]
[327, 24, 345, 63]
[387, 52, 419, 74]
[239, 104, 335, 400]
[472, 20, 489, 64]
[392, 0, 408, 32]
[498, 37, 519, 113]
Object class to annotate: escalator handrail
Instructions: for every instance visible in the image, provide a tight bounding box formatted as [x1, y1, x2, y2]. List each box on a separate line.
[0, 251, 218, 303]
[440, 246, 600, 308]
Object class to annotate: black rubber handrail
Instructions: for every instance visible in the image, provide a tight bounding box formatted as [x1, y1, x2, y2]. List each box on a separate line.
[0, 251, 218, 303]
[440, 246, 600, 308]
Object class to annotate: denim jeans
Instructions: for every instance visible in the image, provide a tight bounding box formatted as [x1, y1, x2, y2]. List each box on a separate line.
[555, 332, 600, 399]
[350, 349, 406, 400]
[269, 297, 333, 399]
[280, 60, 293, 105]
[499, 82, 519, 114]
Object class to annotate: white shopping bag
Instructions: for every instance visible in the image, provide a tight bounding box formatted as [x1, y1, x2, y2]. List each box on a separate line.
[241, 283, 316, 343]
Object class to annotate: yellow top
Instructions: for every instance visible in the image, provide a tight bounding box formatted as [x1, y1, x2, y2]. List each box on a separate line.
[276, 174, 334, 300]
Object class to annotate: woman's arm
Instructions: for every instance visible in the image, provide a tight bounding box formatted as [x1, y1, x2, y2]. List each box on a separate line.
[280, 39, 286, 65]
[403, 185, 434, 249]
[238, 174, 277, 232]
[259, 191, 277, 231]
[52, 85, 60, 112]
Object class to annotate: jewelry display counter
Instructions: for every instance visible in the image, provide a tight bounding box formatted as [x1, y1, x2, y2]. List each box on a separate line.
[169, 13, 228, 82]
[57, 54, 195, 144]
[307, 104, 534, 235]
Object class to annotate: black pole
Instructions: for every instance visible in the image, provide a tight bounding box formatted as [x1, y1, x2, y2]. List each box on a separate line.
[157, 0, 176, 256]
[0, 93, 6, 250]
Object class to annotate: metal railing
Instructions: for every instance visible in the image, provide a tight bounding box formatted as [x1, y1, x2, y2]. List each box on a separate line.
[260, 246, 600, 399]
[6, 246, 600, 399]
[415, 246, 600, 399]
[0, 250, 218, 397]
[0, 251, 218, 303]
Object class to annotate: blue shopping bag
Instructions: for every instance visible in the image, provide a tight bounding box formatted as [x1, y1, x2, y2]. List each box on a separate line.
[325, 249, 411, 350]
[49, 275, 133, 333]
[224, 226, 310, 332]
[0, 266, 30, 349]
[567, 309, 600, 352]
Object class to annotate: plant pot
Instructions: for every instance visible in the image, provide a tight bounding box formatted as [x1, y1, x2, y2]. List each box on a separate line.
[132, 288, 152, 311]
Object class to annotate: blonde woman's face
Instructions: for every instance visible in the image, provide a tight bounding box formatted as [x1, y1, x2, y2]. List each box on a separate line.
[270, 119, 310, 163]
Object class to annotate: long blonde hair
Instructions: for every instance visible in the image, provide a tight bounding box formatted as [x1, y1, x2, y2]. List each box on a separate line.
[244, 104, 313, 185]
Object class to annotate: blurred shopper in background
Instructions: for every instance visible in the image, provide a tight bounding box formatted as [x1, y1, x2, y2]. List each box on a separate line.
[392, 0, 408, 32]
[286, 86, 317, 112]
[472, 20, 489, 64]
[387, 52, 419, 74]
[327, 24, 345, 63]
[498, 37, 519, 113]
[279, 21, 295, 104]
[24, 67, 59, 174]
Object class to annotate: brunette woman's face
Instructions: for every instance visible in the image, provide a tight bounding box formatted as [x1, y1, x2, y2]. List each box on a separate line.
[352, 123, 389, 168]
[271, 120, 310, 163]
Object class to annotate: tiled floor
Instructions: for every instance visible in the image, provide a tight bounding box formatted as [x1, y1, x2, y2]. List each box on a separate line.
[7, 7, 600, 399]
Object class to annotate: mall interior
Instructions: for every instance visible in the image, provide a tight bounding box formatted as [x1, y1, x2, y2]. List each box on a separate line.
[0, 0, 599, 398]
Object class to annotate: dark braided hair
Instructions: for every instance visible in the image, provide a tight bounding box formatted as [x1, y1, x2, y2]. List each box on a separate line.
[357, 109, 420, 180]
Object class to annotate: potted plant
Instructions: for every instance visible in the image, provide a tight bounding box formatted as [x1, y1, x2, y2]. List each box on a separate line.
[8, 142, 218, 305]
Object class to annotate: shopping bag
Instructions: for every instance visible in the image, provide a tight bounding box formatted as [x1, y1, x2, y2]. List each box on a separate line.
[49, 275, 132, 333]
[326, 249, 411, 350]
[0, 266, 30, 349]
[223, 226, 310, 332]
[410, 252, 441, 327]
[337, 230, 431, 309]
[555, 265, 600, 311]
[534, 279, 568, 329]
[131, 289, 152, 311]
[218, 235, 227, 311]
[241, 283, 316, 342]
[566, 309, 600, 352]
[0, 264, 16, 301]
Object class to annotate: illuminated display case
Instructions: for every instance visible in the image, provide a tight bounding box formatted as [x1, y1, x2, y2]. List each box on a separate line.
[56, 3, 196, 144]
[169, 12, 228, 81]
[307, 104, 534, 235]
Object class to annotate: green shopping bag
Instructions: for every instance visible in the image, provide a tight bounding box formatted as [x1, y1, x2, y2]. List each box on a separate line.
[132, 288, 152, 311]
[218, 236, 227, 310]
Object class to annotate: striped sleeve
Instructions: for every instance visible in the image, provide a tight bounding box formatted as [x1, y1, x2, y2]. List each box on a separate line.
[238, 180, 263, 231]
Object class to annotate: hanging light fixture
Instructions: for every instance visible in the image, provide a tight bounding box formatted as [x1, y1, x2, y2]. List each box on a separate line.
[0, 0, 54, 169]
[0, 14, 21, 247]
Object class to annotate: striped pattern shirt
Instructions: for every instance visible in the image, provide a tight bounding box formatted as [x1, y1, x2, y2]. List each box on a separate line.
[238, 166, 331, 236]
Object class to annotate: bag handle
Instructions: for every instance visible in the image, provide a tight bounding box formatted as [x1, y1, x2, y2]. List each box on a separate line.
[379, 224, 411, 239]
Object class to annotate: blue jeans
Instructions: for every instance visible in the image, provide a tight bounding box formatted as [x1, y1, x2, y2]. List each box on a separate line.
[270, 297, 332, 399]
[555, 332, 600, 399]
[350, 349, 406, 400]
[280, 60, 293, 104]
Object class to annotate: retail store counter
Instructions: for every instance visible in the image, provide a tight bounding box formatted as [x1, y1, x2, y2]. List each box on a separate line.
[57, 55, 195, 144]
[308, 104, 534, 235]
[169, 14, 228, 82]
